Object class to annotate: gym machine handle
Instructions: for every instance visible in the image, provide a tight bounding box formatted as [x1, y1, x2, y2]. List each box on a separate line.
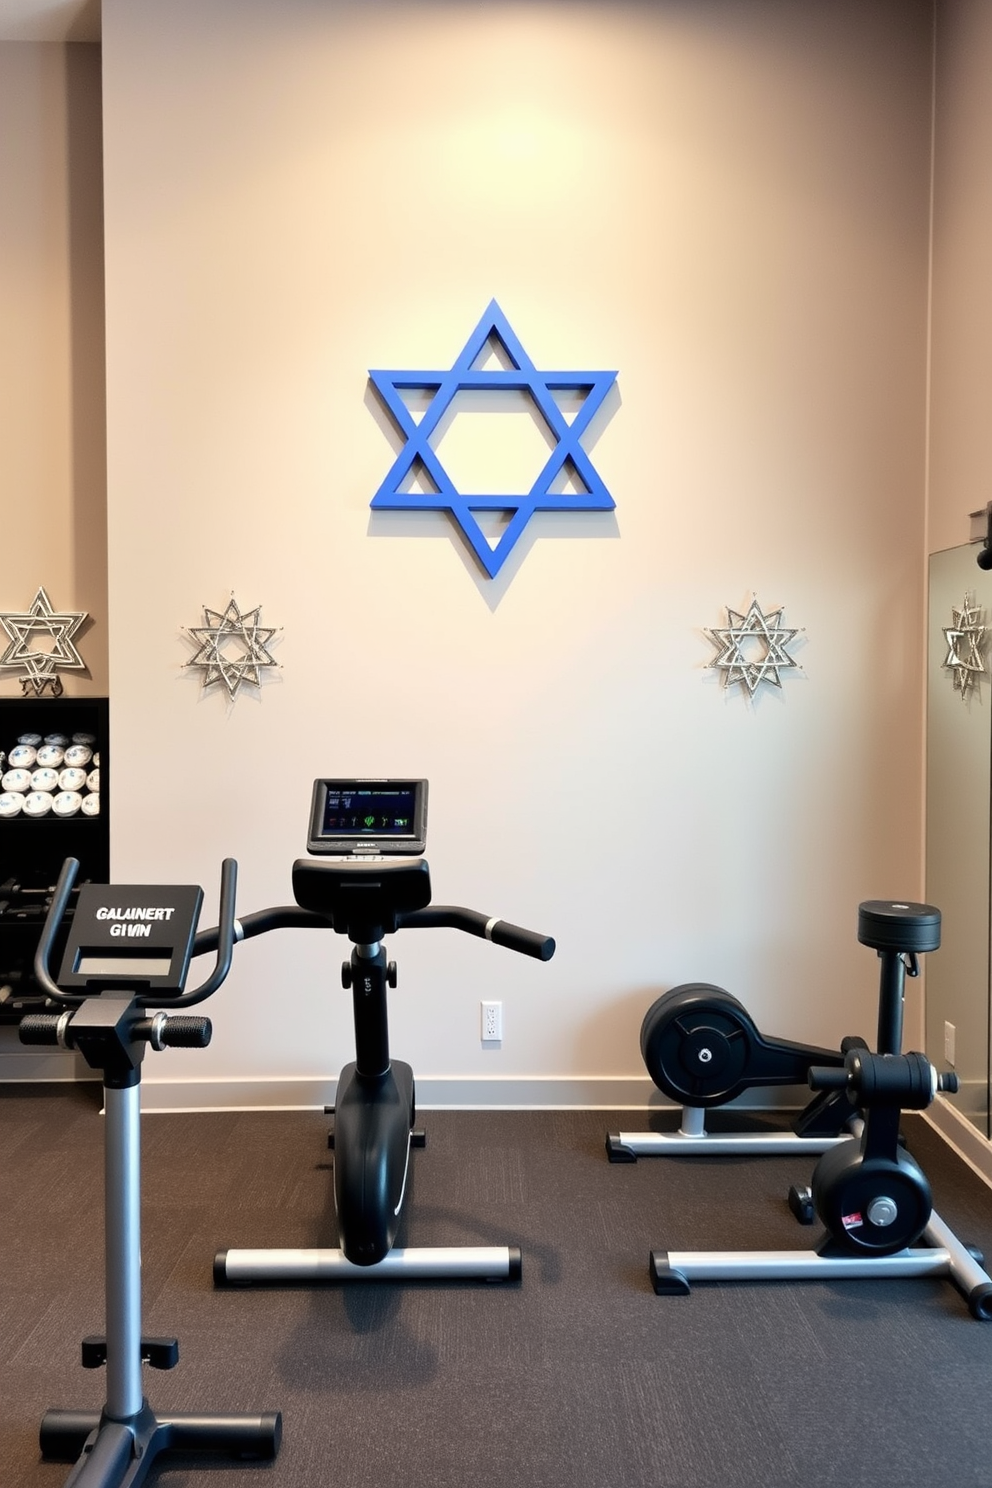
[32, 855, 79, 1004]
[807, 1066, 848, 1092]
[171, 858, 238, 1007]
[137, 1014, 213, 1048]
[397, 905, 556, 961]
[809, 1051, 960, 1107]
[193, 904, 328, 956]
[18, 1013, 66, 1046]
[19, 1011, 211, 1049]
[30, 857, 239, 1009]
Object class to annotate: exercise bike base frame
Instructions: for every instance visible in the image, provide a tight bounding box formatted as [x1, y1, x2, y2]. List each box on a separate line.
[215, 1244, 522, 1285]
[649, 1206, 992, 1320]
[40, 1406, 281, 1487]
[608, 1102, 859, 1161]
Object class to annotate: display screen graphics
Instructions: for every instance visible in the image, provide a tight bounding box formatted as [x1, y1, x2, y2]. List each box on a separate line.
[320, 784, 419, 839]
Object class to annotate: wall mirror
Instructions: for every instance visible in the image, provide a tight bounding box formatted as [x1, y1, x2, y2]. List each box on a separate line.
[926, 542, 992, 1139]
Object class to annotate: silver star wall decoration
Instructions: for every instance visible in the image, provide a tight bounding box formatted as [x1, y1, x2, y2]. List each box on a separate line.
[706, 596, 803, 698]
[942, 591, 987, 698]
[184, 593, 281, 700]
[0, 586, 87, 696]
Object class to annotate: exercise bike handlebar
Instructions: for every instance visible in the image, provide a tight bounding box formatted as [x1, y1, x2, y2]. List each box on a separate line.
[172, 857, 239, 1007]
[32, 856, 240, 1008]
[193, 904, 556, 961]
[396, 906, 556, 961]
[193, 904, 329, 956]
[32, 855, 79, 1004]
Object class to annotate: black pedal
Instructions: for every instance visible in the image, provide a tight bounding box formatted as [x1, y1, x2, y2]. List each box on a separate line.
[82, 1334, 179, 1370]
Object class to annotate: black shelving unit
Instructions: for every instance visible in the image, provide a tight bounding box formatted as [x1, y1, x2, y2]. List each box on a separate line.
[0, 697, 109, 1022]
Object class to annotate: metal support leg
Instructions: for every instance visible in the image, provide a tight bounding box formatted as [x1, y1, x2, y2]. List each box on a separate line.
[217, 1245, 522, 1284]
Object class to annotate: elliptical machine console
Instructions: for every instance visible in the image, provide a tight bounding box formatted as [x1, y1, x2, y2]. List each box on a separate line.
[214, 777, 555, 1285]
[19, 857, 282, 1488]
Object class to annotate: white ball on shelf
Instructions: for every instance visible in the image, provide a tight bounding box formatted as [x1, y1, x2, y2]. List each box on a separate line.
[9, 744, 37, 769]
[81, 792, 100, 817]
[2, 768, 32, 793]
[52, 790, 83, 817]
[59, 767, 88, 791]
[30, 767, 60, 793]
[64, 744, 93, 768]
[23, 791, 54, 817]
[0, 792, 25, 818]
[36, 744, 65, 768]
[86, 767, 100, 793]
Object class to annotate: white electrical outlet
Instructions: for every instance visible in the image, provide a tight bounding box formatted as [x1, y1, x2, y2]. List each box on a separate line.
[481, 1000, 503, 1042]
[945, 1020, 956, 1068]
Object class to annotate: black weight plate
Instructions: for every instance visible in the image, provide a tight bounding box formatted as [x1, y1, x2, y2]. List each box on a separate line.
[812, 1144, 932, 1255]
[640, 983, 754, 1107]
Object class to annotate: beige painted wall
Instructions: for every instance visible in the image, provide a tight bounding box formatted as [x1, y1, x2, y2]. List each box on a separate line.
[91, 0, 933, 1104]
[0, 41, 107, 697]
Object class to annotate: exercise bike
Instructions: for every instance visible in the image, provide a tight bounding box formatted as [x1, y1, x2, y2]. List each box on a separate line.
[607, 982, 867, 1160]
[18, 856, 282, 1488]
[646, 900, 992, 1319]
[213, 778, 555, 1286]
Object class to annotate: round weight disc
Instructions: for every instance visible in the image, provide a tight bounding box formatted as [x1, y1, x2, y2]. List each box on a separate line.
[640, 984, 754, 1107]
[858, 901, 941, 955]
[812, 1143, 932, 1255]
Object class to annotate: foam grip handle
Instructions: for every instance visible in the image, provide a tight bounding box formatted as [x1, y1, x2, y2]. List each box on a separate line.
[18, 1014, 63, 1046]
[489, 920, 556, 961]
[161, 1015, 212, 1048]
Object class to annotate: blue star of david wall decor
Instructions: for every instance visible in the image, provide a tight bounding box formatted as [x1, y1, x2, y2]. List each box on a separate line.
[368, 300, 617, 578]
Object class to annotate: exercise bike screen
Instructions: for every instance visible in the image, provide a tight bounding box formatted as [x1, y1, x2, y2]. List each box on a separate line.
[319, 785, 418, 838]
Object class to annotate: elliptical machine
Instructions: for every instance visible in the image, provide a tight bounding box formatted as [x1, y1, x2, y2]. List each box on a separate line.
[18, 856, 282, 1488]
[607, 983, 865, 1160]
[213, 778, 555, 1286]
[646, 900, 992, 1319]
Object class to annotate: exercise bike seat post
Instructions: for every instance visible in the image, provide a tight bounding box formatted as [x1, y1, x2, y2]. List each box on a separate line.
[18, 856, 282, 1487]
[856, 899, 941, 1056]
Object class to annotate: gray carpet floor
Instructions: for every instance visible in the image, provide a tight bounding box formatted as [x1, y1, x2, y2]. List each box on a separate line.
[2, 1085, 992, 1488]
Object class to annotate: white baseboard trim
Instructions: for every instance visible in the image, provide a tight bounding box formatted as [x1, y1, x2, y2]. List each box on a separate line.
[133, 1075, 819, 1115]
[136, 1073, 663, 1113]
[924, 1095, 992, 1191]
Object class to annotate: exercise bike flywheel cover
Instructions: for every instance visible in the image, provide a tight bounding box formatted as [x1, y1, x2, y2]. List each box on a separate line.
[857, 901, 941, 955]
[640, 984, 752, 1106]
